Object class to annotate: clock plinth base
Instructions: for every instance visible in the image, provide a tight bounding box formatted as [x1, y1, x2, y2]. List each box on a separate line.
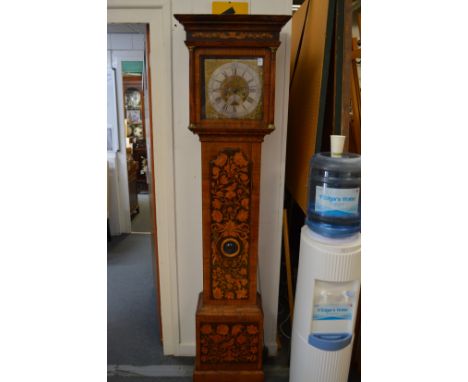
[194, 293, 264, 382]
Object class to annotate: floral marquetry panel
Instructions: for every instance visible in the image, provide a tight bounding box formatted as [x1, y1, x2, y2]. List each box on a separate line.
[210, 148, 252, 301]
[199, 323, 260, 365]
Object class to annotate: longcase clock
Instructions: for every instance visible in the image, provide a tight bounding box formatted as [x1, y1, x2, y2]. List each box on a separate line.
[174, 14, 290, 382]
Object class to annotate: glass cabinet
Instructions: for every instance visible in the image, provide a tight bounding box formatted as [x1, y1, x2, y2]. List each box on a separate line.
[123, 75, 148, 194]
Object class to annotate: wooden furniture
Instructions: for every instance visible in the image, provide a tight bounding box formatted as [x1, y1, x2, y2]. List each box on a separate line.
[349, 34, 361, 154]
[175, 14, 290, 382]
[286, 0, 335, 213]
[123, 75, 148, 193]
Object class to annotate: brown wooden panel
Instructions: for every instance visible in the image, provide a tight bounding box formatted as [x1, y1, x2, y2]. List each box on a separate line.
[195, 293, 264, 371]
[198, 322, 261, 367]
[201, 142, 262, 305]
[286, 0, 331, 213]
[339, 0, 353, 149]
[194, 370, 264, 382]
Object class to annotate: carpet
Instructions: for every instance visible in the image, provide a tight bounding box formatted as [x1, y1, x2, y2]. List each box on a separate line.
[131, 194, 152, 233]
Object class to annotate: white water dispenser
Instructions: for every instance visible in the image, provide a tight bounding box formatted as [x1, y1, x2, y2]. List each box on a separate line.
[290, 136, 361, 382]
[290, 228, 360, 382]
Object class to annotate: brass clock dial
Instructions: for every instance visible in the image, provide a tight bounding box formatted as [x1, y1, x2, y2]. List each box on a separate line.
[204, 58, 263, 120]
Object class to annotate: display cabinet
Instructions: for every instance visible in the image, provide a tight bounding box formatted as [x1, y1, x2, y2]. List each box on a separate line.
[123, 75, 148, 193]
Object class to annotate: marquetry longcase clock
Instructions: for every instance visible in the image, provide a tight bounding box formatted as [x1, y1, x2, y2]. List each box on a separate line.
[175, 14, 290, 382]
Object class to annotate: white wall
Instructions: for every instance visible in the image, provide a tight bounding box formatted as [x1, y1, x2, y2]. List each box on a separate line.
[171, 0, 292, 356]
[107, 33, 145, 51]
[254, 0, 292, 356]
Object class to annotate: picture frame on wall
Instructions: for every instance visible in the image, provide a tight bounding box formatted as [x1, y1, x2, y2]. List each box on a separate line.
[127, 109, 141, 124]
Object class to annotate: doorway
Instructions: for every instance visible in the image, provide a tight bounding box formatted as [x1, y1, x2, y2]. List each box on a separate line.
[108, 0, 179, 356]
[121, 62, 151, 233]
[107, 23, 163, 362]
[107, 24, 150, 234]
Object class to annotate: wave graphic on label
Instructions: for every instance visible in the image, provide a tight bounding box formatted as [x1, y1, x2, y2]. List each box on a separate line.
[315, 209, 355, 217]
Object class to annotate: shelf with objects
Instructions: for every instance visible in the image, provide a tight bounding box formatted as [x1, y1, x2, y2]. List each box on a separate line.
[122, 74, 149, 196]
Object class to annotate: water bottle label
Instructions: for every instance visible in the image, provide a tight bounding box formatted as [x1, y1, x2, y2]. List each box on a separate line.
[315, 186, 360, 216]
[313, 304, 353, 320]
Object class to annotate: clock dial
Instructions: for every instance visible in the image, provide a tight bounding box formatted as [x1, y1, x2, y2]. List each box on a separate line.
[203, 58, 263, 120]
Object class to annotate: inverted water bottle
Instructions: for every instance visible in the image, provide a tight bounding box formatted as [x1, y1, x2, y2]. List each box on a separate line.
[306, 136, 361, 238]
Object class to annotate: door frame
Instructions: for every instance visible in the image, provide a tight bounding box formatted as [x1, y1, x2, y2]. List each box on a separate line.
[108, 0, 179, 355]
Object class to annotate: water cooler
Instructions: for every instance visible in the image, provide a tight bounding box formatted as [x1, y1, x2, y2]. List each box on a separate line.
[290, 136, 361, 382]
